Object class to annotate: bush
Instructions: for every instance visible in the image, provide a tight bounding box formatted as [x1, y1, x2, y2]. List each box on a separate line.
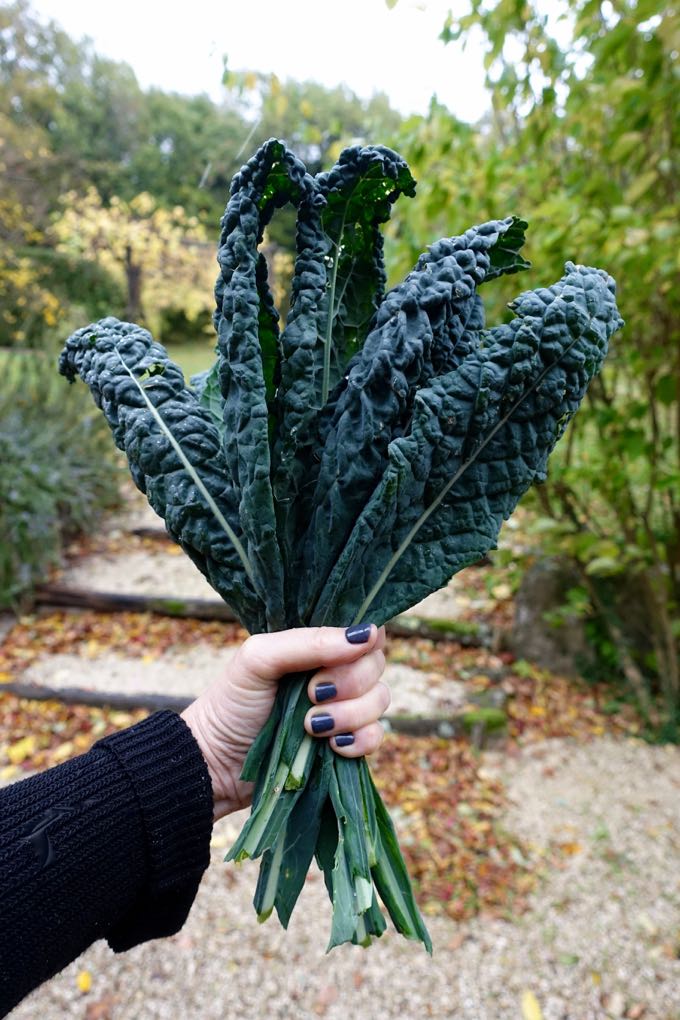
[0, 349, 123, 608]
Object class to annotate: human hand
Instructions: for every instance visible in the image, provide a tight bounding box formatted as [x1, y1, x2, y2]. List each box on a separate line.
[181, 624, 388, 820]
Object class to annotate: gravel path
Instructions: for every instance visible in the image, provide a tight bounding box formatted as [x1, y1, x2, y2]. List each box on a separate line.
[19, 651, 467, 717]
[6, 497, 679, 1017]
[7, 738, 679, 1020]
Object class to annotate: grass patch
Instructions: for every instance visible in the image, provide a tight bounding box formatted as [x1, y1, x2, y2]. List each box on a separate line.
[164, 340, 216, 381]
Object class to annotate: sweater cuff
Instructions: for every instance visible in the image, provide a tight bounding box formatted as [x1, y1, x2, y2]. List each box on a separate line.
[93, 710, 214, 951]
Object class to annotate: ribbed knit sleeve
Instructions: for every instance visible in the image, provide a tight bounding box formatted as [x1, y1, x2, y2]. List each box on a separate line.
[0, 711, 214, 1017]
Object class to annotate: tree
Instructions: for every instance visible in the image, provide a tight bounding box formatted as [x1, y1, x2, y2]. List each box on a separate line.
[51, 189, 216, 337]
[390, 0, 678, 728]
[223, 69, 403, 174]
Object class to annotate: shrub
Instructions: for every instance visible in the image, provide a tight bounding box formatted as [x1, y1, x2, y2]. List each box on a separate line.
[0, 349, 123, 608]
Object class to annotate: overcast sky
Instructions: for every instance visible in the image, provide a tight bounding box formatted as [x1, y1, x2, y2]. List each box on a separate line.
[29, 0, 491, 121]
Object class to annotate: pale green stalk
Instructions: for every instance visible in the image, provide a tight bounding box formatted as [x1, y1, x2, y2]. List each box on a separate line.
[240, 761, 290, 858]
[321, 213, 346, 405]
[286, 733, 314, 790]
[257, 825, 286, 922]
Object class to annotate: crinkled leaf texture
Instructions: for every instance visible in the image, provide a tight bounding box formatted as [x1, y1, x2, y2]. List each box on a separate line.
[58, 138, 623, 956]
[58, 318, 266, 632]
[213, 140, 316, 628]
[296, 216, 530, 622]
[272, 144, 416, 601]
[310, 262, 623, 627]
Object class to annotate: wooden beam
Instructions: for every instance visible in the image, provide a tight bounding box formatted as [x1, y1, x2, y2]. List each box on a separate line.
[33, 585, 488, 646]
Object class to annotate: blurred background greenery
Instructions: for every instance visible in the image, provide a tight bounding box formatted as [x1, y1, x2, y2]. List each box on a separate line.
[1, 0, 677, 735]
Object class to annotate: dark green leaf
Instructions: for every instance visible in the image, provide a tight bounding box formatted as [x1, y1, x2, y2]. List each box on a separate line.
[58, 317, 266, 630]
[214, 139, 316, 628]
[271, 147, 415, 589]
[298, 217, 530, 623]
[311, 263, 623, 626]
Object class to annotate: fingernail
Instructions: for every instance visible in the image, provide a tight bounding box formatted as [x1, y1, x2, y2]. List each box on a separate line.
[311, 713, 334, 734]
[345, 622, 372, 644]
[315, 682, 337, 703]
[334, 733, 355, 747]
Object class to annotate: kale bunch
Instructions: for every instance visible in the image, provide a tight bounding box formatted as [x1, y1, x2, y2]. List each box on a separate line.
[60, 139, 623, 951]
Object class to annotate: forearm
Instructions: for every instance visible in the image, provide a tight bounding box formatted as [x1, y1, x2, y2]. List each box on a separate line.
[0, 711, 213, 1016]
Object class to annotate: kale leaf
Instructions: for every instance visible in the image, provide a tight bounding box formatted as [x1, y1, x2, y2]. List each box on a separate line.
[58, 318, 267, 630]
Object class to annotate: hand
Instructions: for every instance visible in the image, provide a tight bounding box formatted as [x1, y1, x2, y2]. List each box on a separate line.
[182, 624, 388, 820]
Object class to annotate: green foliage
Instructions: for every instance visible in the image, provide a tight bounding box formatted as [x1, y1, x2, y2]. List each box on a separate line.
[59, 138, 620, 949]
[0, 350, 122, 608]
[35, 248, 126, 321]
[1, 1, 406, 347]
[390, 0, 679, 729]
[223, 69, 403, 175]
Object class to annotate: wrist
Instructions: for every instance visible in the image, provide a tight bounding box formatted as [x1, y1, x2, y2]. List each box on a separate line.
[181, 703, 243, 821]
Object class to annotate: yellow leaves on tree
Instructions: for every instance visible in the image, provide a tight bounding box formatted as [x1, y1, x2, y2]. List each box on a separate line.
[0, 196, 62, 341]
[51, 188, 216, 336]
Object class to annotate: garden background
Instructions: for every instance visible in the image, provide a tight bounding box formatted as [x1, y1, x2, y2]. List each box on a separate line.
[1, 1, 678, 1017]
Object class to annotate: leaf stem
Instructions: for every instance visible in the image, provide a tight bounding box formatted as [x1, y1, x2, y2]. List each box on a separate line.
[241, 760, 290, 858]
[321, 211, 347, 405]
[117, 353, 258, 589]
[286, 732, 314, 789]
[256, 825, 286, 923]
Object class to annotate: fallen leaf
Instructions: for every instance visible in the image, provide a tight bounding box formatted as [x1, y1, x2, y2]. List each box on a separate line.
[85, 995, 118, 1020]
[50, 741, 74, 764]
[7, 735, 36, 765]
[557, 841, 583, 856]
[447, 932, 466, 951]
[521, 989, 543, 1020]
[314, 985, 338, 1016]
[76, 970, 92, 994]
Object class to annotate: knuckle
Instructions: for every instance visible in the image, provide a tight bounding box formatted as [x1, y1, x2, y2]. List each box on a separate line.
[378, 681, 391, 713]
[364, 722, 385, 755]
[357, 650, 385, 694]
[239, 634, 266, 671]
[309, 627, 333, 659]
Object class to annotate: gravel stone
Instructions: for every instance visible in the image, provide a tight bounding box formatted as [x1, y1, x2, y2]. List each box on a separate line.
[7, 738, 679, 1019]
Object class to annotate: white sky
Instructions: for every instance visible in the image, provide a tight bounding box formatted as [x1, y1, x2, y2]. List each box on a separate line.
[29, 0, 491, 121]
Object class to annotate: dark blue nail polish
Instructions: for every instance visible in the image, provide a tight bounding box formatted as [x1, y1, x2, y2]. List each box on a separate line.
[345, 622, 372, 644]
[311, 713, 334, 734]
[334, 733, 355, 747]
[315, 682, 337, 703]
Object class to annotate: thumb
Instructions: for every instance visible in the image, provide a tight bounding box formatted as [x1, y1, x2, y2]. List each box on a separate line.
[236, 624, 383, 683]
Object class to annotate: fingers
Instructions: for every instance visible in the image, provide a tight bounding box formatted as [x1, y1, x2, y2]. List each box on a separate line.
[302, 635, 389, 759]
[237, 624, 385, 684]
[307, 648, 386, 705]
[304, 680, 390, 748]
[330, 722, 384, 758]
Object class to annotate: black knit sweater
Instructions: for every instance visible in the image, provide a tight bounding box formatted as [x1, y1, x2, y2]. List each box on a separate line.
[0, 711, 214, 1016]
